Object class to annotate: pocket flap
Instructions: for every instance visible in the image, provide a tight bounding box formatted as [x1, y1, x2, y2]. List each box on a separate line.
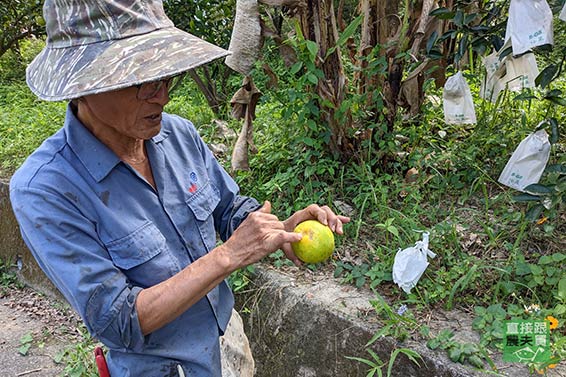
[186, 181, 220, 221]
[105, 222, 166, 270]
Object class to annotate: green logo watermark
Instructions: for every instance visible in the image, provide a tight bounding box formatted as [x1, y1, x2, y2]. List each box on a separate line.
[503, 319, 551, 363]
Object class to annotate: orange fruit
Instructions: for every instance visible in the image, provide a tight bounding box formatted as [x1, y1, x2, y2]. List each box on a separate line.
[291, 220, 335, 264]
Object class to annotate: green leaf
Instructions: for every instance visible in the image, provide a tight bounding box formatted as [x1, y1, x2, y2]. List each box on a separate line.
[530, 264, 543, 275]
[20, 333, 33, 344]
[426, 30, 438, 54]
[457, 36, 468, 61]
[526, 204, 544, 222]
[512, 193, 541, 202]
[549, 118, 560, 144]
[546, 96, 566, 106]
[387, 226, 399, 238]
[513, 92, 538, 101]
[429, 7, 455, 20]
[463, 13, 478, 26]
[306, 40, 319, 59]
[546, 164, 566, 174]
[539, 255, 553, 265]
[552, 253, 566, 262]
[387, 348, 422, 377]
[344, 356, 380, 368]
[453, 10, 464, 27]
[557, 278, 566, 300]
[306, 72, 318, 85]
[18, 343, 32, 356]
[535, 64, 559, 89]
[448, 347, 462, 362]
[290, 61, 303, 75]
[336, 14, 362, 47]
[468, 355, 484, 369]
[523, 184, 553, 195]
[427, 338, 441, 350]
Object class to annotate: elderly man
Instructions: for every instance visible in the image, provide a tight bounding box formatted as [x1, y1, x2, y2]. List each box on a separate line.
[10, 0, 349, 376]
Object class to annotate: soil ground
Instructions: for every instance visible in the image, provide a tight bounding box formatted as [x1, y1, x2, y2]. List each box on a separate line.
[0, 285, 84, 377]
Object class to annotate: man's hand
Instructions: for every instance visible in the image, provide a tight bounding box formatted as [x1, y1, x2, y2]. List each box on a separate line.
[282, 204, 351, 266]
[220, 201, 303, 271]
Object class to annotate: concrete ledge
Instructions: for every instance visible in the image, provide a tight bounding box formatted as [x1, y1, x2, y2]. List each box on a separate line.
[235, 265, 530, 377]
[0, 179, 61, 299]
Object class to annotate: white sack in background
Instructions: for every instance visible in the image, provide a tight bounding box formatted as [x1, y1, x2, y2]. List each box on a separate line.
[480, 40, 539, 102]
[225, 0, 262, 75]
[498, 129, 551, 192]
[503, 53, 539, 92]
[443, 71, 477, 124]
[506, 0, 553, 56]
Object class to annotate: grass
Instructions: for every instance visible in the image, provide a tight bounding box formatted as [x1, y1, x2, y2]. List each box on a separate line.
[1, 53, 564, 374]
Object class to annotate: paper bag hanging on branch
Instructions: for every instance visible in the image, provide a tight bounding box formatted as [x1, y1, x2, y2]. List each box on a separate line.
[504, 53, 539, 92]
[480, 39, 539, 102]
[505, 0, 553, 56]
[225, 0, 262, 75]
[230, 77, 261, 171]
[498, 129, 551, 192]
[443, 71, 476, 124]
[480, 51, 505, 102]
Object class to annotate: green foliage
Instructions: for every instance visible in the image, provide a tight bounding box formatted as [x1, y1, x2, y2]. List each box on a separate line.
[228, 265, 255, 293]
[346, 347, 423, 377]
[425, 328, 494, 370]
[18, 332, 33, 356]
[164, 80, 216, 127]
[54, 325, 99, 377]
[0, 83, 65, 176]
[347, 294, 422, 377]
[163, 0, 234, 49]
[0, 0, 44, 57]
[0, 37, 44, 83]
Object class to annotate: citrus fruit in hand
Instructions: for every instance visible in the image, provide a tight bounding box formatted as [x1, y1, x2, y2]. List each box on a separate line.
[291, 220, 335, 264]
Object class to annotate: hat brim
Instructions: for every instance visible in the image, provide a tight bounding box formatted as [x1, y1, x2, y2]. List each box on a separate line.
[26, 27, 230, 101]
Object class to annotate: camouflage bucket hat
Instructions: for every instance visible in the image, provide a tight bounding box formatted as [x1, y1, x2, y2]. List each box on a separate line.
[26, 0, 230, 101]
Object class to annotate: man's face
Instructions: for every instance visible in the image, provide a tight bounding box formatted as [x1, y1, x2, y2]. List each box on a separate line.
[77, 83, 170, 142]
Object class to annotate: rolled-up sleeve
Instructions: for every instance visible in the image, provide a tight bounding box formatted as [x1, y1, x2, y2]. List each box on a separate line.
[10, 187, 146, 351]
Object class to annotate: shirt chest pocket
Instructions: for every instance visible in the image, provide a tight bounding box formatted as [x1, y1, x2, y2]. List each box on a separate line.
[104, 222, 179, 287]
[185, 181, 220, 253]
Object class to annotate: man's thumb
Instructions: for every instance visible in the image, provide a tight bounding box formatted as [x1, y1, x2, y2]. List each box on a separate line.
[259, 200, 271, 213]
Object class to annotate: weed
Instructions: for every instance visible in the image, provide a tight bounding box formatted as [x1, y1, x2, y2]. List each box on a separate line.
[18, 332, 33, 356]
[425, 328, 495, 370]
[54, 324, 99, 377]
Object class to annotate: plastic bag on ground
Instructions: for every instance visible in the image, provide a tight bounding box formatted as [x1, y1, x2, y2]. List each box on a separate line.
[505, 0, 553, 56]
[392, 233, 436, 294]
[443, 71, 477, 124]
[498, 129, 551, 191]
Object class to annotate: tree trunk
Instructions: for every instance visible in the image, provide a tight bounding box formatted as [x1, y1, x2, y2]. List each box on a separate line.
[296, 0, 353, 158]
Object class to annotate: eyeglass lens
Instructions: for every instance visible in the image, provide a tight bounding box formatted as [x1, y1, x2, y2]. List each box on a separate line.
[137, 74, 184, 100]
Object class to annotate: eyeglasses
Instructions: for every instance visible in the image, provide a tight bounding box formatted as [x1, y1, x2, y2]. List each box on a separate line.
[136, 73, 186, 100]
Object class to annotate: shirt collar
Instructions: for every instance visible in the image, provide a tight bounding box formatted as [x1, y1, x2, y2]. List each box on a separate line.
[64, 104, 172, 182]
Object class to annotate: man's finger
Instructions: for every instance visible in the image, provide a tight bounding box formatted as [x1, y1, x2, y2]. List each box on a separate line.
[259, 200, 272, 214]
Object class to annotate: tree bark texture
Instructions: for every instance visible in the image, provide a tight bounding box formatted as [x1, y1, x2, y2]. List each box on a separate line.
[296, 0, 352, 158]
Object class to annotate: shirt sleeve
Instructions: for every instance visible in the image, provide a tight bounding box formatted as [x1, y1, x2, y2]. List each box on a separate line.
[185, 120, 261, 242]
[10, 186, 146, 352]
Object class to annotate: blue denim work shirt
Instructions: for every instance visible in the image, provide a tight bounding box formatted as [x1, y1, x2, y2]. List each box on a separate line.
[10, 105, 260, 376]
